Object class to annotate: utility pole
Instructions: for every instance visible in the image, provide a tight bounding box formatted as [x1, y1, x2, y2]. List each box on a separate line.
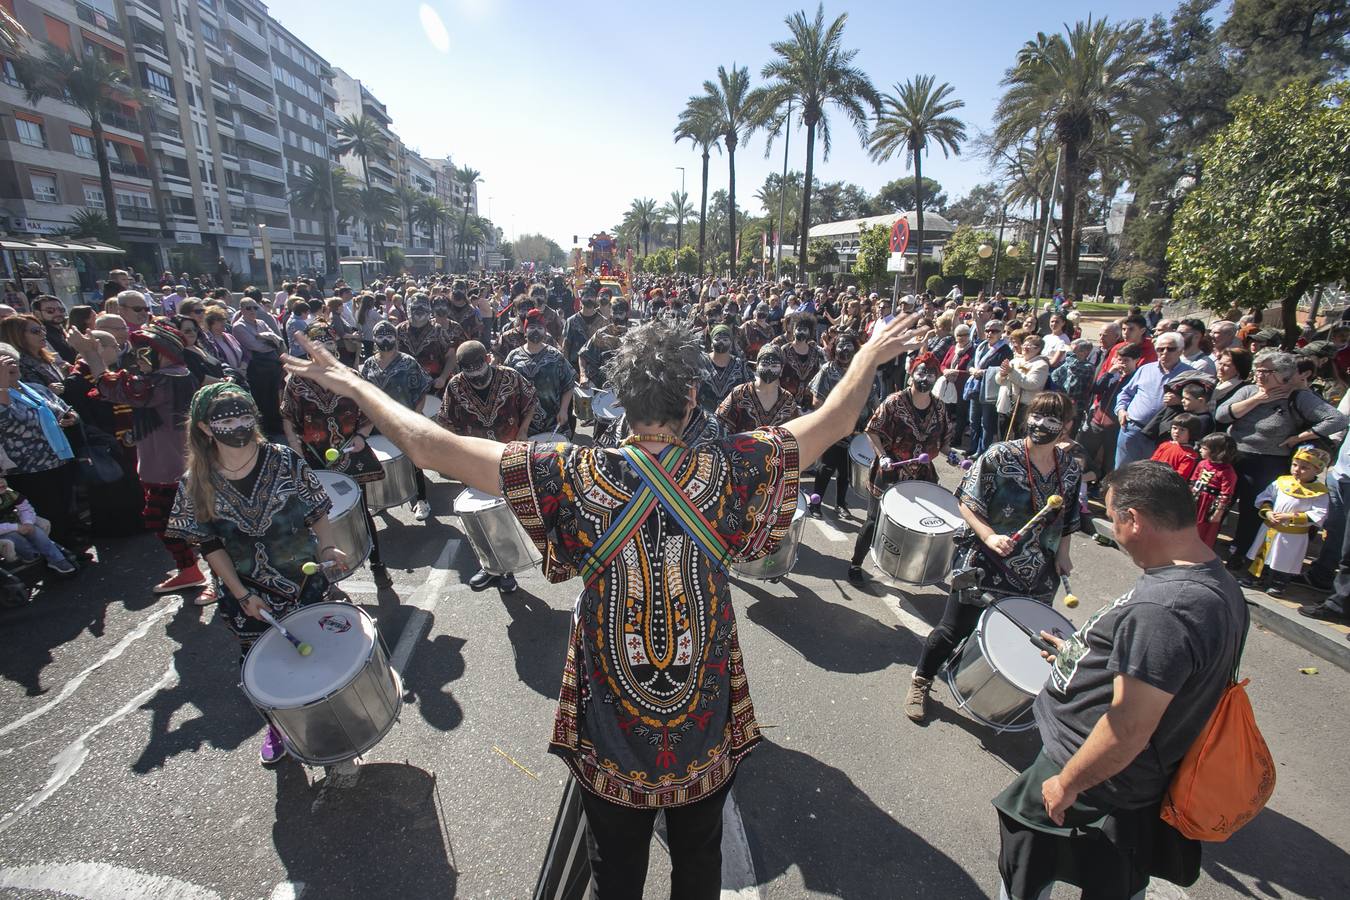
[989, 203, 1007, 295]
[774, 99, 793, 280]
[1033, 148, 1062, 309]
[676, 166, 685, 248]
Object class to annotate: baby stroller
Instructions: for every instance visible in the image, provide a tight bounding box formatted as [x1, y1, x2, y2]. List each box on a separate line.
[0, 516, 73, 609]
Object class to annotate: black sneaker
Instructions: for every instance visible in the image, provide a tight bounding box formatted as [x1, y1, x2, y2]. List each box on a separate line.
[846, 565, 866, 585]
[1298, 602, 1349, 624]
[498, 572, 518, 593]
[372, 563, 393, 587]
[468, 569, 498, 591]
[836, 502, 851, 519]
[807, 503, 823, 519]
[1291, 572, 1334, 592]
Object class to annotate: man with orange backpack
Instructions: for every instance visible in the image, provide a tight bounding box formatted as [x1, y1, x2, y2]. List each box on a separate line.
[994, 462, 1249, 900]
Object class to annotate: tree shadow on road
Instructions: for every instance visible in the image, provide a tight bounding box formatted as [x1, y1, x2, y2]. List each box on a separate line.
[500, 588, 570, 700]
[737, 577, 923, 674]
[736, 738, 984, 898]
[401, 629, 466, 732]
[131, 600, 257, 772]
[1202, 805, 1350, 899]
[273, 761, 457, 897]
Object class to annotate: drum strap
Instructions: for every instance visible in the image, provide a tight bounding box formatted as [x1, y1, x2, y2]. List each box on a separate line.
[576, 444, 685, 587]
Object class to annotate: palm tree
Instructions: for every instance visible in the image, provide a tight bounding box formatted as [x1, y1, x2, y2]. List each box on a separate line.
[701, 64, 767, 266]
[334, 114, 389, 192]
[868, 75, 967, 294]
[673, 96, 722, 277]
[628, 198, 659, 256]
[395, 185, 424, 250]
[455, 166, 482, 271]
[660, 190, 695, 248]
[0, 6, 27, 55]
[358, 188, 397, 259]
[759, 4, 881, 268]
[416, 195, 450, 266]
[755, 171, 803, 249]
[17, 45, 137, 237]
[289, 161, 354, 273]
[993, 17, 1153, 298]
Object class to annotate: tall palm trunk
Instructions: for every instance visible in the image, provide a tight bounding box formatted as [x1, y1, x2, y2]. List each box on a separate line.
[911, 151, 924, 296]
[1058, 139, 1080, 299]
[727, 137, 738, 268]
[697, 150, 710, 277]
[797, 121, 817, 271]
[89, 117, 120, 239]
[460, 202, 472, 271]
[321, 212, 335, 274]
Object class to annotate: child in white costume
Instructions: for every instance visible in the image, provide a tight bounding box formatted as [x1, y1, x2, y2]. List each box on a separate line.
[1244, 445, 1332, 594]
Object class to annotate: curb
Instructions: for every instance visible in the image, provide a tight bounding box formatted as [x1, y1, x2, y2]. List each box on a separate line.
[1243, 587, 1350, 673]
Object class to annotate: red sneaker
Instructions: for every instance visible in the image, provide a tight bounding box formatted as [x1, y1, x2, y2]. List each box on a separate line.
[155, 567, 207, 594]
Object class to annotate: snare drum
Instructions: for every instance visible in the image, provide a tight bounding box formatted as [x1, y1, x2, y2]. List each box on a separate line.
[363, 435, 417, 511]
[529, 432, 570, 446]
[315, 470, 371, 579]
[592, 390, 624, 423]
[943, 596, 1073, 733]
[870, 481, 963, 585]
[573, 383, 596, 422]
[241, 602, 402, 765]
[421, 394, 441, 419]
[732, 492, 808, 581]
[848, 433, 875, 497]
[452, 487, 541, 575]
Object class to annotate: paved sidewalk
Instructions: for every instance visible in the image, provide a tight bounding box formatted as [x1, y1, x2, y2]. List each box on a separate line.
[1243, 584, 1350, 673]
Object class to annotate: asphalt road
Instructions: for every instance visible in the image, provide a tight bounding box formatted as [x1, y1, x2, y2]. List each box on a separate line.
[1, 444, 1346, 900]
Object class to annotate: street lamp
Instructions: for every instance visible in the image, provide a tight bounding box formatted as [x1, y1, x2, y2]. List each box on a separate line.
[977, 243, 994, 259]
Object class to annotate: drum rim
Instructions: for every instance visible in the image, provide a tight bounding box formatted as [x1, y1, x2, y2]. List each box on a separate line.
[366, 434, 404, 457]
[977, 596, 1073, 694]
[847, 432, 874, 463]
[315, 469, 363, 516]
[453, 484, 506, 512]
[242, 602, 378, 708]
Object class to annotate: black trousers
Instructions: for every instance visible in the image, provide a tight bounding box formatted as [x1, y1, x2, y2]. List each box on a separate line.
[578, 776, 733, 899]
[1230, 452, 1290, 560]
[915, 588, 983, 679]
[944, 399, 970, 450]
[413, 468, 427, 503]
[851, 494, 881, 565]
[812, 441, 850, 507]
[246, 355, 284, 435]
[9, 463, 77, 546]
[358, 485, 383, 568]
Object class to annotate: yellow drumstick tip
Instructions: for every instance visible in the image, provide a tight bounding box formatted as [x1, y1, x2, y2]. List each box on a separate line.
[324, 448, 340, 463]
[1064, 594, 1079, 608]
[1047, 494, 1064, 508]
[302, 561, 319, 575]
[298, 642, 313, 656]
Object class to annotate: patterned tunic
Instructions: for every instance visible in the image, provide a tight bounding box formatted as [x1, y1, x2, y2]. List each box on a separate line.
[698, 354, 752, 412]
[955, 440, 1081, 598]
[773, 339, 824, 410]
[579, 327, 627, 388]
[563, 311, 607, 367]
[738, 321, 774, 359]
[504, 344, 576, 434]
[281, 374, 383, 483]
[396, 321, 465, 382]
[499, 429, 800, 808]
[359, 351, 432, 410]
[715, 382, 800, 433]
[863, 391, 951, 494]
[435, 366, 537, 442]
[444, 303, 483, 343]
[166, 443, 332, 643]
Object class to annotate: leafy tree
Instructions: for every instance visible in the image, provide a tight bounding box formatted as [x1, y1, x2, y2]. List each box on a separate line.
[674, 95, 723, 277]
[395, 184, 424, 249]
[385, 247, 405, 273]
[805, 237, 838, 273]
[1219, 0, 1350, 95]
[869, 74, 967, 296]
[1168, 81, 1350, 344]
[994, 17, 1155, 299]
[627, 198, 659, 256]
[941, 225, 996, 285]
[755, 171, 803, 247]
[512, 233, 566, 268]
[416, 195, 451, 264]
[925, 275, 946, 294]
[358, 188, 397, 260]
[1122, 276, 1155, 305]
[661, 190, 695, 248]
[17, 44, 137, 237]
[675, 246, 699, 274]
[944, 182, 1003, 225]
[759, 4, 881, 268]
[812, 180, 874, 224]
[873, 177, 949, 215]
[290, 161, 356, 273]
[334, 114, 389, 193]
[851, 222, 892, 291]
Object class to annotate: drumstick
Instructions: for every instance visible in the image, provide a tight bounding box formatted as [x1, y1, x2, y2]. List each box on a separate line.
[257, 607, 313, 656]
[1009, 495, 1064, 542]
[323, 443, 357, 463]
[945, 449, 974, 471]
[1061, 574, 1078, 608]
[880, 452, 930, 471]
[988, 602, 1061, 655]
[301, 559, 340, 575]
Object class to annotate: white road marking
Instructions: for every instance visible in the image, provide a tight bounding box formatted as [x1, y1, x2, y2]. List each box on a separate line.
[882, 594, 934, 639]
[0, 667, 175, 835]
[0, 603, 176, 739]
[720, 792, 761, 898]
[0, 862, 222, 899]
[811, 519, 848, 543]
[266, 881, 307, 900]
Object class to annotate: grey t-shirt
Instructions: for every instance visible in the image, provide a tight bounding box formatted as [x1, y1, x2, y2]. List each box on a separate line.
[1033, 557, 1247, 809]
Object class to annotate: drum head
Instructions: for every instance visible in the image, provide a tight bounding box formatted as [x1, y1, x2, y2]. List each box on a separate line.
[980, 597, 1074, 694]
[242, 602, 376, 707]
[367, 435, 403, 461]
[879, 481, 963, 532]
[316, 470, 362, 517]
[592, 391, 624, 420]
[453, 485, 505, 514]
[421, 395, 441, 418]
[794, 491, 808, 521]
[848, 433, 875, 466]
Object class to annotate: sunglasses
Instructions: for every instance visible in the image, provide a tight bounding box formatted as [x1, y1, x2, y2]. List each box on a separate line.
[26, 326, 44, 335]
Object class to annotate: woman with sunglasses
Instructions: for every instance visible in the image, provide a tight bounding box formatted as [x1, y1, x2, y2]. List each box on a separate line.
[0, 314, 66, 395]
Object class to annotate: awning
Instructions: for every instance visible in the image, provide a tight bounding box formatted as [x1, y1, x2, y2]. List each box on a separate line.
[0, 237, 126, 254]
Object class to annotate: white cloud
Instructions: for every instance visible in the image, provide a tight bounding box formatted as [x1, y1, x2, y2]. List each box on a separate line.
[418, 4, 450, 54]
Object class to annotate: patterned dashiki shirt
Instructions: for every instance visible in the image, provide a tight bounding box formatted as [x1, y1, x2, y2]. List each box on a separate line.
[738, 321, 774, 359]
[579, 326, 628, 387]
[166, 443, 332, 643]
[359, 351, 432, 410]
[771, 338, 824, 410]
[444, 303, 483, 343]
[563, 311, 607, 367]
[715, 382, 800, 433]
[499, 428, 800, 808]
[281, 373, 383, 484]
[697, 354, 752, 412]
[396, 320, 466, 382]
[862, 391, 951, 494]
[955, 439, 1081, 597]
[504, 344, 576, 434]
[434, 365, 537, 442]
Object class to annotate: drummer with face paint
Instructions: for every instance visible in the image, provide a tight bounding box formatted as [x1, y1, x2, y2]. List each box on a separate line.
[165, 383, 347, 766]
[360, 320, 434, 521]
[397, 293, 464, 395]
[904, 391, 1081, 724]
[806, 331, 881, 518]
[698, 325, 752, 413]
[716, 344, 801, 433]
[846, 352, 952, 583]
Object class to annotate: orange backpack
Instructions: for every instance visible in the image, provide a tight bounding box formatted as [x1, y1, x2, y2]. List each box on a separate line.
[1161, 619, 1276, 842]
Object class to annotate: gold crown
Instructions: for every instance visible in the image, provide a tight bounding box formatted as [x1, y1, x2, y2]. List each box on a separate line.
[1293, 445, 1331, 471]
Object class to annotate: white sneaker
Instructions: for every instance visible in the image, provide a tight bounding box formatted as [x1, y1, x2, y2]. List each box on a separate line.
[412, 500, 431, 521]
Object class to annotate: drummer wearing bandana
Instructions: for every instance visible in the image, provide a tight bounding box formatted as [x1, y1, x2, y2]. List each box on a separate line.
[716, 344, 800, 433]
[697, 324, 752, 413]
[504, 310, 576, 435]
[282, 322, 390, 585]
[905, 391, 1080, 723]
[166, 383, 347, 766]
[563, 288, 607, 374]
[847, 352, 952, 583]
[396, 294, 464, 394]
[444, 287, 483, 343]
[360, 320, 434, 521]
[496, 293, 556, 361]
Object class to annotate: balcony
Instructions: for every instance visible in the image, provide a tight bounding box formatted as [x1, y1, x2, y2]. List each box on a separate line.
[77, 2, 123, 37]
[257, 226, 294, 242]
[224, 14, 267, 52]
[116, 205, 159, 223]
[237, 123, 282, 153]
[109, 160, 151, 179]
[238, 157, 285, 183]
[324, 106, 340, 125]
[244, 190, 289, 214]
[230, 84, 277, 121]
[225, 49, 271, 89]
[99, 109, 141, 134]
[322, 79, 337, 100]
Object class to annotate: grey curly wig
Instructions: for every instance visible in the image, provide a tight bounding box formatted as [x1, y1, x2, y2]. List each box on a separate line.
[603, 319, 710, 426]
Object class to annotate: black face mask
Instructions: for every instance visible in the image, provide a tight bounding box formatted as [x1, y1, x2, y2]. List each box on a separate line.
[464, 364, 491, 389]
[794, 328, 811, 341]
[410, 311, 430, 326]
[613, 315, 628, 327]
[211, 423, 256, 448]
[374, 336, 397, 352]
[1026, 416, 1063, 445]
[526, 326, 546, 344]
[757, 365, 781, 383]
[712, 339, 732, 354]
[911, 367, 937, 393]
[433, 305, 450, 318]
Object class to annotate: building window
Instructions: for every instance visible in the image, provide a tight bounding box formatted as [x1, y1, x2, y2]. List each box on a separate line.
[31, 173, 59, 203]
[1, 58, 20, 87]
[84, 185, 105, 208]
[142, 65, 173, 96]
[72, 133, 96, 158]
[16, 118, 46, 148]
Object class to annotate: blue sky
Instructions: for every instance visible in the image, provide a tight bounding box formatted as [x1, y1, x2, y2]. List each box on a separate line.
[270, 0, 1183, 249]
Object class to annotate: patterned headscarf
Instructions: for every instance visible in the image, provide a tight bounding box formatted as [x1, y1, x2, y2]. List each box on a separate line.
[189, 381, 256, 430]
[909, 351, 940, 374]
[129, 320, 186, 367]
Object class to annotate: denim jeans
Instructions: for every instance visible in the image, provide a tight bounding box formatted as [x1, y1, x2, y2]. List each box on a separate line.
[1113, 422, 1156, 471]
[1310, 473, 1347, 586]
[5, 528, 66, 564]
